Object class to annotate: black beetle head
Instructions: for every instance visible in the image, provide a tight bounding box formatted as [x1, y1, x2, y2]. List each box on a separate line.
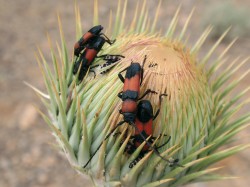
[137, 100, 153, 123]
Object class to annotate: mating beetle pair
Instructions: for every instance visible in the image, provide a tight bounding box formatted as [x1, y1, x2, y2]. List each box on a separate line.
[73, 25, 124, 81]
[82, 55, 181, 168]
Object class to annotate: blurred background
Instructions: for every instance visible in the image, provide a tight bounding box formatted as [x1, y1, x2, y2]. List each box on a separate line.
[0, 0, 249, 186]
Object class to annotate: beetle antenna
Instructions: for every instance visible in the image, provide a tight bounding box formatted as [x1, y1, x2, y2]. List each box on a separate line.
[83, 121, 125, 168]
[159, 93, 168, 106]
[100, 33, 116, 44]
[142, 55, 147, 69]
[153, 93, 168, 120]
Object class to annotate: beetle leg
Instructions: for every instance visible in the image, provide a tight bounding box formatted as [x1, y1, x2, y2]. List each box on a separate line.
[100, 33, 116, 44]
[140, 55, 147, 85]
[89, 64, 100, 69]
[129, 152, 146, 168]
[83, 121, 125, 168]
[153, 109, 160, 121]
[124, 140, 136, 154]
[100, 54, 124, 61]
[118, 67, 128, 83]
[159, 134, 169, 137]
[115, 54, 125, 58]
[155, 136, 171, 149]
[96, 54, 108, 59]
[149, 136, 156, 143]
[153, 94, 168, 120]
[118, 91, 123, 99]
[89, 69, 96, 78]
[138, 89, 158, 100]
[119, 109, 123, 114]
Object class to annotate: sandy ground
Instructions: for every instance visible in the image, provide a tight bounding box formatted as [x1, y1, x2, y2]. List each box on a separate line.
[0, 0, 249, 187]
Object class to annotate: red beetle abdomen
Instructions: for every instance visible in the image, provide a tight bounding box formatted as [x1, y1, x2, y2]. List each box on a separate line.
[83, 32, 94, 42]
[85, 49, 98, 65]
[134, 118, 153, 151]
[74, 32, 93, 49]
[123, 74, 141, 94]
[134, 119, 153, 136]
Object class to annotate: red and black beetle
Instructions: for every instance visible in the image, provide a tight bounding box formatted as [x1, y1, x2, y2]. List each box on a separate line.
[73, 36, 107, 80]
[126, 95, 181, 168]
[73, 25, 118, 81]
[117, 56, 157, 123]
[129, 95, 168, 154]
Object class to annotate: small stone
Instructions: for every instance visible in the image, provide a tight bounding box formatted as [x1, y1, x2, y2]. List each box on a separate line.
[38, 172, 49, 184]
[19, 104, 38, 130]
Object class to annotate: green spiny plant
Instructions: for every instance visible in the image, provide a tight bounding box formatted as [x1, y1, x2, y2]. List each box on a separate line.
[30, 1, 250, 186]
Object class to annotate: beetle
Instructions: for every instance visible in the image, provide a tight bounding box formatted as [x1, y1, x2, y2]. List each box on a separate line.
[73, 25, 117, 81]
[126, 94, 181, 168]
[129, 95, 168, 153]
[117, 56, 157, 123]
[74, 25, 115, 57]
[73, 36, 121, 81]
[112, 94, 181, 168]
